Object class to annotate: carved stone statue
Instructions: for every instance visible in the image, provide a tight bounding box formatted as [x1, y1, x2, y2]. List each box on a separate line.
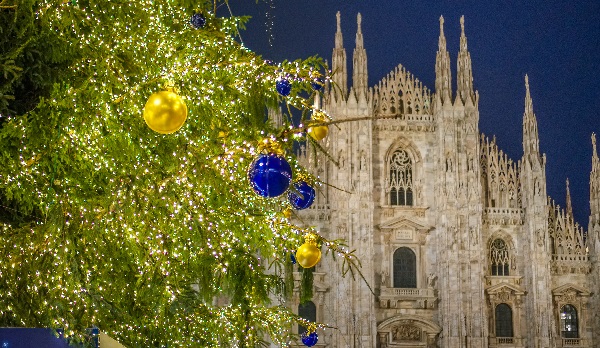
[536, 228, 545, 247]
[427, 273, 437, 288]
[470, 227, 478, 245]
[381, 269, 389, 287]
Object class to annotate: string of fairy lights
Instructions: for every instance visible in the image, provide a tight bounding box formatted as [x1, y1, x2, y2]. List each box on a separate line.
[0, 0, 364, 347]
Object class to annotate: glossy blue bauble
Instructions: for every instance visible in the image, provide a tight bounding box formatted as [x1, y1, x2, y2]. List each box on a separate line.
[311, 77, 324, 91]
[276, 78, 292, 96]
[288, 181, 316, 210]
[248, 154, 292, 198]
[290, 252, 297, 264]
[190, 13, 206, 29]
[301, 332, 318, 347]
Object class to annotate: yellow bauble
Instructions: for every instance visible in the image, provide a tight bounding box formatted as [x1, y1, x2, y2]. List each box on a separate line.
[143, 91, 188, 134]
[296, 241, 321, 268]
[283, 208, 292, 219]
[308, 125, 328, 141]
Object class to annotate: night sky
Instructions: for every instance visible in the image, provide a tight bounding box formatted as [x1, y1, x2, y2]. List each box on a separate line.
[227, 1, 600, 227]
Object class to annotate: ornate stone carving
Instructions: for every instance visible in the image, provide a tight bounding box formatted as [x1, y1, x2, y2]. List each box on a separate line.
[498, 289, 510, 302]
[563, 290, 577, 303]
[392, 324, 421, 341]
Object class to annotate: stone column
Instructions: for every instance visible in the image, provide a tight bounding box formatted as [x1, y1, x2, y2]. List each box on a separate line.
[514, 295, 523, 345]
[378, 332, 388, 348]
[427, 333, 438, 348]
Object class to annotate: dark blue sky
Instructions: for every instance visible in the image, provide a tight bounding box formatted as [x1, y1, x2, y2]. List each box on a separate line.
[227, 1, 600, 227]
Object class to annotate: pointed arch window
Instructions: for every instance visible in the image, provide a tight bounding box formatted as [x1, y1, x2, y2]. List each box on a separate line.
[560, 304, 578, 338]
[388, 149, 413, 206]
[495, 303, 513, 337]
[490, 239, 510, 276]
[298, 301, 317, 336]
[393, 247, 416, 288]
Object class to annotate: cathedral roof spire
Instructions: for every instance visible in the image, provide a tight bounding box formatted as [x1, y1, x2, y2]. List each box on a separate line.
[352, 13, 368, 101]
[457, 16, 474, 104]
[590, 133, 600, 220]
[438, 15, 446, 50]
[460, 16, 467, 50]
[566, 178, 573, 220]
[332, 11, 348, 102]
[523, 75, 540, 160]
[593, 132, 598, 165]
[356, 13, 363, 47]
[335, 11, 343, 48]
[592, 133, 598, 180]
[435, 15, 452, 103]
[525, 74, 534, 116]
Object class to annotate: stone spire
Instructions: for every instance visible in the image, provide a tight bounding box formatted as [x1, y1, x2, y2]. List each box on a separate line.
[456, 16, 474, 104]
[566, 178, 573, 220]
[332, 11, 348, 101]
[587, 133, 600, 348]
[591, 133, 600, 219]
[352, 13, 368, 100]
[435, 15, 452, 103]
[523, 75, 541, 160]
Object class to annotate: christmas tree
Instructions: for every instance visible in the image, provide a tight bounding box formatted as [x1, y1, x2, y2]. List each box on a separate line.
[0, 1, 358, 346]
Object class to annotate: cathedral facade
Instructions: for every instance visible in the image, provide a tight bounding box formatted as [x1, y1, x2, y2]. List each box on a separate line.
[288, 12, 600, 348]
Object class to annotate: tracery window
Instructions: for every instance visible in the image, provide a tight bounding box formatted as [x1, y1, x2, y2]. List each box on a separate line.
[560, 304, 578, 338]
[490, 239, 510, 276]
[495, 303, 513, 337]
[388, 149, 413, 206]
[393, 247, 416, 288]
[298, 301, 317, 336]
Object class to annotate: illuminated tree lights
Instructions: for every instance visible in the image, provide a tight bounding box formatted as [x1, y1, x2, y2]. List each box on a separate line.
[0, 1, 361, 347]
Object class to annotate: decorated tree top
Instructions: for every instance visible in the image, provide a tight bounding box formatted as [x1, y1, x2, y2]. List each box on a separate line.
[0, 0, 358, 347]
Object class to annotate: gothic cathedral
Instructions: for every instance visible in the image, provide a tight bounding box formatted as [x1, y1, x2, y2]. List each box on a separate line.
[284, 12, 600, 348]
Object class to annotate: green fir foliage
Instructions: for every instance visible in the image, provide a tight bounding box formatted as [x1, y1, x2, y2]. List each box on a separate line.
[0, 0, 77, 116]
[0, 0, 343, 347]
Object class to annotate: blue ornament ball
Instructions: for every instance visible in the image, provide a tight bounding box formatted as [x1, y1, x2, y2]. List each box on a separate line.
[288, 181, 316, 210]
[190, 13, 206, 29]
[301, 332, 318, 347]
[248, 153, 292, 198]
[290, 252, 297, 264]
[311, 77, 324, 91]
[276, 78, 292, 96]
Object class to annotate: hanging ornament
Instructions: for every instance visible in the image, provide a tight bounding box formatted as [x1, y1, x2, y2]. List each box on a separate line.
[290, 252, 297, 264]
[143, 90, 188, 134]
[276, 77, 292, 96]
[248, 139, 292, 198]
[301, 331, 318, 347]
[288, 181, 315, 210]
[190, 13, 206, 29]
[308, 111, 328, 141]
[311, 76, 324, 91]
[296, 233, 321, 269]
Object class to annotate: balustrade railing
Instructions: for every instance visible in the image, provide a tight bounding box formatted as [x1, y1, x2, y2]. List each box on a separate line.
[552, 254, 589, 262]
[496, 337, 514, 344]
[380, 287, 435, 298]
[484, 207, 523, 215]
[562, 338, 581, 346]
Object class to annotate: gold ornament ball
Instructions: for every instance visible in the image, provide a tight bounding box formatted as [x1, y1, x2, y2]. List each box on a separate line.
[283, 208, 292, 219]
[143, 91, 188, 134]
[296, 242, 321, 268]
[308, 125, 328, 141]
